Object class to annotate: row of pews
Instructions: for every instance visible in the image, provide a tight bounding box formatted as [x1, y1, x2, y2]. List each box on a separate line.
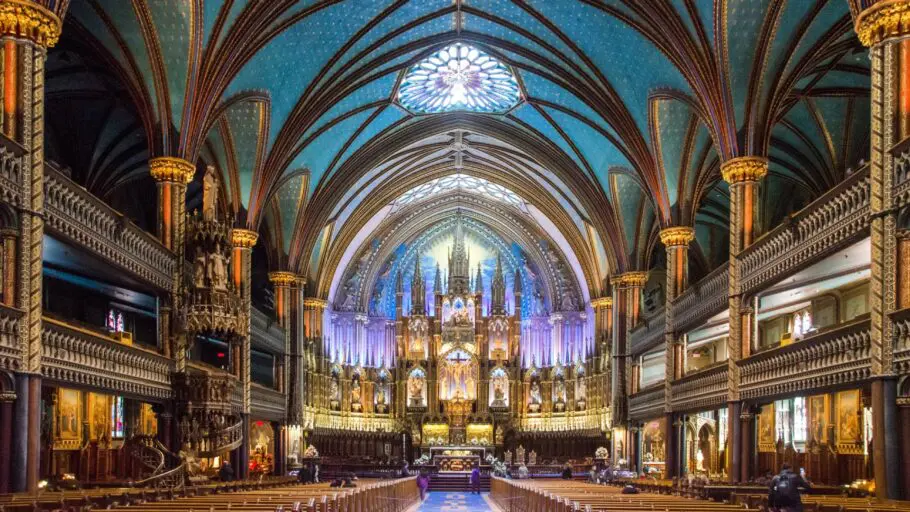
[732, 492, 910, 512]
[490, 478, 760, 512]
[0, 477, 419, 512]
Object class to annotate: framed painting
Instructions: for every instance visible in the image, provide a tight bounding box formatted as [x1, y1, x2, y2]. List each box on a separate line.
[836, 390, 861, 445]
[55, 388, 82, 450]
[87, 392, 111, 441]
[758, 403, 775, 451]
[140, 403, 158, 436]
[809, 394, 829, 444]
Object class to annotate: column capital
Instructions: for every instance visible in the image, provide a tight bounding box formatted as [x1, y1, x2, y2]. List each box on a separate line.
[0, 0, 61, 47]
[610, 271, 648, 288]
[149, 157, 195, 184]
[230, 228, 258, 248]
[721, 156, 768, 184]
[659, 226, 695, 248]
[854, 0, 910, 47]
[590, 297, 613, 309]
[303, 297, 328, 309]
[268, 271, 298, 287]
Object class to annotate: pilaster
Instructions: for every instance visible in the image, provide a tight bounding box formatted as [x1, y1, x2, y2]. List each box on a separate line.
[610, 271, 646, 433]
[230, 228, 256, 479]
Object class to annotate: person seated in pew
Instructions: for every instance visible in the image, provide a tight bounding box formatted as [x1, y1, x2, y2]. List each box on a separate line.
[297, 463, 313, 484]
[621, 484, 640, 494]
[330, 477, 344, 487]
[768, 463, 811, 512]
[587, 466, 599, 484]
[342, 473, 357, 488]
[218, 461, 235, 482]
[561, 463, 573, 480]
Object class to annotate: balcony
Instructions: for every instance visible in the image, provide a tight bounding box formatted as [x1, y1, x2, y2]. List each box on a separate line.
[892, 308, 910, 374]
[0, 304, 22, 371]
[672, 265, 729, 334]
[738, 319, 871, 400]
[670, 363, 728, 412]
[251, 383, 287, 422]
[41, 316, 173, 399]
[628, 383, 665, 421]
[251, 307, 286, 355]
[629, 307, 665, 356]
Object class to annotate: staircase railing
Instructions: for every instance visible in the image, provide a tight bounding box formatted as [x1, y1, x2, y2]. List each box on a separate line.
[127, 435, 166, 479]
[196, 420, 244, 457]
[133, 462, 187, 491]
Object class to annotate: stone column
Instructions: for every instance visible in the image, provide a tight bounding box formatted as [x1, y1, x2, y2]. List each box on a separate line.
[0, 2, 62, 491]
[149, 157, 194, 362]
[852, 2, 910, 499]
[270, 271, 296, 417]
[610, 272, 646, 447]
[591, 297, 612, 414]
[302, 297, 325, 412]
[720, 156, 767, 483]
[231, 228, 257, 479]
[0, 388, 15, 493]
[739, 406, 754, 482]
[659, 226, 694, 479]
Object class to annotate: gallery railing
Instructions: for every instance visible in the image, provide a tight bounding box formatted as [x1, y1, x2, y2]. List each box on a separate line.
[670, 363, 728, 412]
[629, 306, 665, 356]
[672, 264, 729, 335]
[251, 383, 287, 422]
[0, 303, 22, 371]
[628, 383, 665, 421]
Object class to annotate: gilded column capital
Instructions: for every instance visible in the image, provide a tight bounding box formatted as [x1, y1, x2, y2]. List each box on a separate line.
[720, 156, 768, 184]
[0, 0, 61, 47]
[854, 0, 910, 47]
[659, 226, 695, 247]
[590, 297, 613, 309]
[303, 297, 328, 309]
[610, 271, 648, 288]
[149, 156, 195, 184]
[230, 228, 258, 249]
[268, 271, 297, 287]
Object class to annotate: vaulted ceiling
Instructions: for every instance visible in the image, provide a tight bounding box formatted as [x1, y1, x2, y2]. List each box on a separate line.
[47, 0, 871, 301]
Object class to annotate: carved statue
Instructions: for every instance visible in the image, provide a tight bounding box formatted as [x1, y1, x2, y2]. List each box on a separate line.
[329, 378, 340, 402]
[193, 248, 206, 288]
[408, 373, 425, 405]
[554, 378, 566, 403]
[211, 244, 228, 291]
[202, 166, 219, 222]
[529, 381, 541, 404]
[179, 442, 202, 476]
[351, 379, 362, 404]
[376, 386, 386, 405]
[533, 289, 546, 316]
[576, 377, 587, 400]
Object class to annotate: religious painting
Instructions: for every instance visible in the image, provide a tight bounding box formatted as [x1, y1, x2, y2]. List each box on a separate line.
[438, 349, 476, 402]
[758, 403, 775, 451]
[641, 419, 665, 463]
[836, 389, 861, 444]
[407, 367, 427, 408]
[140, 403, 158, 436]
[87, 392, 112, 442]
[808, 394, 829, 444]
[466, 423, 492, 445]
[55, 388, 82, 450]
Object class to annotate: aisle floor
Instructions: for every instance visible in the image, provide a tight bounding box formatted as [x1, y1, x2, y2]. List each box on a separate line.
[416, 491, 494, 511]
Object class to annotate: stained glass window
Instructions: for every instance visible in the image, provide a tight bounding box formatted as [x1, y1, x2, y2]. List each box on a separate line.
[398, 43, 521, 114]
[111, 396, 124, 439]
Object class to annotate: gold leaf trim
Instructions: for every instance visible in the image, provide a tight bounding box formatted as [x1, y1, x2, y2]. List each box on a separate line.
[659, 226, 695, 247]
[230, 228, 258, 248]
[721, 156, 768, 184]
[149, 156, 194, 184]
[0, 0, 61, 47]
[855, 0, 910, 47]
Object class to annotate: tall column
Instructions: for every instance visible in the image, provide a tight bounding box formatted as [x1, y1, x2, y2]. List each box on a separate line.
[231, 228, 257, 479]
[302, 297, 326, 412]
[0, 2, 62, 492]
[270, 272, 297, 419]
[853, 3, 909, 500]
[899, 396, 910, 494]
[659, 226, 694, 479]
[721, 156, 767, 483]
[590, 297, 612, 413]
[0, 388, 14, 493]
[150, 157, 194, 362]
[610, 272, 646, 450]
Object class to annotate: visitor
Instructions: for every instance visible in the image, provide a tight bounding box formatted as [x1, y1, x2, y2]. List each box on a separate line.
[297, 463, 312, 484]
[561, 462, 573, 480]
[587, 466, 599, 484]
[768, 463, 811, 512]
[470, 463, 481, 494]
[621, 484, 640, 494]
[330, 477, 343, 488]
[400, 461, 410, 477]
[342, 473, 357, 488]
[517, 463, 529, 479]
[417, 471, 429, 501]
[218, 461, 234, 482]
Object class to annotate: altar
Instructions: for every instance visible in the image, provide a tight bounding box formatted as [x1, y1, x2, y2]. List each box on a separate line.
[429, 446, 489, 472]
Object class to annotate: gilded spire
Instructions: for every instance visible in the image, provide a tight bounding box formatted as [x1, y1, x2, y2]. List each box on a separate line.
[434, 262, 442, 294]
[474, 262, 484, 295]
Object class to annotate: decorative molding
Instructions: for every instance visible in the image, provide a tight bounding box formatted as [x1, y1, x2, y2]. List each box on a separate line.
[628, 384, 665, 421]
[659, 226, 695, 247]
[590, 297, 612, 308]
[670, 364, 727, 412]
[268, 271, 298, 287]
[0, 304, 22, 371]
[854, 0, 910, 47]
[250, 383, 287, 422]
[149, 156, 194, 184]
[629, 307, 665, 356]
[44, 166, 176, 290]
[0, 138, 24, 207]
[41, 317, 173, 400]
[671, 264, 729, 334]
[720, 156, 768, 184]
[303, 298, 328, 308]
[610, 271, 648, 288]
[0, 0, 61, 47]
[251, 307, 286, 355]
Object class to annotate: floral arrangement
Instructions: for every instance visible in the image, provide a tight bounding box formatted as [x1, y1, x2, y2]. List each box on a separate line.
[595, 446, 609, 459]
[414, 454, 431, 465]
[485, 454, 509, 478]
[303, 445, 319, 458]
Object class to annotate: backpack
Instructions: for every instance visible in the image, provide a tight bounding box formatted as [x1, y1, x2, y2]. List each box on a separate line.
[773, 473, 799, 502]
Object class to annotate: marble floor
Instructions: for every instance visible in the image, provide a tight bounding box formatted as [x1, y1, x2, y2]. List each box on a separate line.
[416, 492, 494, 511]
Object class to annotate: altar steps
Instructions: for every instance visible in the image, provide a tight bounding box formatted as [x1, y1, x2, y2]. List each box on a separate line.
[427, 473, 491, 492]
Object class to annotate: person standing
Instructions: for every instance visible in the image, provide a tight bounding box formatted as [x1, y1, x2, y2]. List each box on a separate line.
[417, 472, 429, 501]
[768, 463, 811, 512]
[218, 461, 235, 482]
[561, 463, 573, 480]
[470, 463, 481, 494]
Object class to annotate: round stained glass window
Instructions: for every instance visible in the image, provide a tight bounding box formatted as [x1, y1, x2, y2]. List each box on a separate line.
[398, 43, 521, 114]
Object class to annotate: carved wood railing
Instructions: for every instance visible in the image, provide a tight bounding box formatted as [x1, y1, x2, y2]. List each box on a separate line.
[672, 264, 729, 334]
[251, 383, 287, 422]
[0, 135, 23, 207]
[891, 308, 910, 375]
[198, 420, 244, 457]
[738, 319, 871, 400]
[738, 167, 870, 297]
[133, 461, 186, 490]
[251, 307, 286, 355]
[41, 316, 174, 399]
[670, 363, 727, 412]
[628, 383, 665, 421]
[127, 434, 166, 479]
[43, 164, 176, 290]
[891, 136, 910, 204]
[0, 303, 22, 370]
[629, 306, 665, 356]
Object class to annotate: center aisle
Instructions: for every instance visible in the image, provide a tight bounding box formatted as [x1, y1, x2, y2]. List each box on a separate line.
[417, 492, 494, 511]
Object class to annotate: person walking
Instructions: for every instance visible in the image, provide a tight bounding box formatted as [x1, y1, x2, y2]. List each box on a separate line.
[470, 463, 481, 494]
[768, 463, 811, 512]
[417, 471, 429, 501]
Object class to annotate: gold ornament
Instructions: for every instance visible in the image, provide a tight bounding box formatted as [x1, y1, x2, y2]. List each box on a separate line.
[610, 271, 648, 288]
[149, 157, 195, 184]
[230, 229, 258, 248]
[590, 297, 613, 308]
[659, 226, 695, 247]
[268, 271, 298, 287]
[0, 0, 61, 47]
[303, 298, 328, 308]
[854, 0, 910, 47]
[720, 156, 768, 184]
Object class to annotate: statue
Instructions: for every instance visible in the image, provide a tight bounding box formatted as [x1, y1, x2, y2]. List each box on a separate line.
[211, 244, 228, 291]
[530, 381, 541, 404]
[554, 379, 566, 403]
[193, 248, 206, 288]
[576, 378, 587, 400]
[533, 289, 546, 316]
[202, 165, 219, 222]
[179, 442, 202, 476]
[528, 450, 537, 465]
[329, 378, 340, 403]
[516, 445, 526, 464]
[408, 374, 424, 406]
[351, 378, 362, 410]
